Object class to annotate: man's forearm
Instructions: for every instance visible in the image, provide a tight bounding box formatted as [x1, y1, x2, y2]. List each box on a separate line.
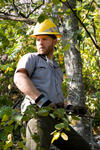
[14, 72, 41, 100]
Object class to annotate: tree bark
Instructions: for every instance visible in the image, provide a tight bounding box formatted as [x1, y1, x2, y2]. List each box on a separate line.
[61, 0, 91, 143]
[0, 14, 34, 25]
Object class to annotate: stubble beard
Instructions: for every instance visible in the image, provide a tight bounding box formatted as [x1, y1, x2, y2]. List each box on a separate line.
[38, 43, 54, 57]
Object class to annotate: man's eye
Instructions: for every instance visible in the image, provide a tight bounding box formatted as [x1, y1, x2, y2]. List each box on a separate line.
[37, 39, 40, 42]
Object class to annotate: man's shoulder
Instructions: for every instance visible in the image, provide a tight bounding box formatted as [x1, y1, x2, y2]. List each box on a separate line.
[21, 52, 39, 60]
[24, 52, 38, 57]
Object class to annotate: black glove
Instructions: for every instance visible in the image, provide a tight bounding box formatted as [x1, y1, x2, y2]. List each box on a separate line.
[65, 105, 87, 116]
[35, 94, 52, 108]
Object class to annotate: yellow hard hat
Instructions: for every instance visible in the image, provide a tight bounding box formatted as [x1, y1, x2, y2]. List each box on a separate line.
[31, 19, 62, 38]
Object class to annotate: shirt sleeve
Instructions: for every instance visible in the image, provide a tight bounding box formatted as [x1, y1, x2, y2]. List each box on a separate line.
[15, 53, 37, 77]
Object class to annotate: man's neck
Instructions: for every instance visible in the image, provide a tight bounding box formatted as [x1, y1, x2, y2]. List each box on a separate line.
[46, 55, 53, 60]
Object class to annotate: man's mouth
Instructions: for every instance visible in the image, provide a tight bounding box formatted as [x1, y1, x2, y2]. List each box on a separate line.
[39, 47, 45, 50]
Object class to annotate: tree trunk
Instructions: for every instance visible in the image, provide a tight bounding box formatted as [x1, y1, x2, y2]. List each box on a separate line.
[61, 0, 91, 143]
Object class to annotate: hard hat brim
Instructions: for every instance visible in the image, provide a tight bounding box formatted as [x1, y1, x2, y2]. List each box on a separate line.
[30, 32, 62, 38]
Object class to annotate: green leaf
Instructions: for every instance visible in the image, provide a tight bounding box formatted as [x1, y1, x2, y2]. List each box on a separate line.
[2, 114, 9, 122]
[71, 115, 80, 121]
[4, 142, 13, 150]
[38, 107, 49, 117]
[52, 0, 60, 5]
[0, 106, 13, 118]
[55, 123, 65, 130]
[32, 133, 40, 143]
[17, 141, 25, 148]
[7, 120, 14, 126]
[65, 9, 72, 15]
[61, 0, 66, 2]
[38, 14, 48, 23]
[97, 4, 100, 8]
[62, 117, 69, 127]
[53, 108, 66, 118]
[96, 92, 100, 99]
[63, 43, 70, 51]
[83, 4, 90, 10]
[13, 114, 23, 124]
[49, 113, 56, 119]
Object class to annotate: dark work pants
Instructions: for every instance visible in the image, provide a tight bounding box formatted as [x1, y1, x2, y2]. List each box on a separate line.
[26, 116, 91, 150]
[54, 126, 91, 150]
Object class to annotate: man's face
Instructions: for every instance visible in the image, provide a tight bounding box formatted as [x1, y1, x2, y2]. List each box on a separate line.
[36, 35, 57, 57]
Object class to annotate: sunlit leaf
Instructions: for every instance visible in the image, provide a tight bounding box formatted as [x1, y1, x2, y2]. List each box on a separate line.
[2, 114, 8, 122]
[7, 134, 13, 142]
[52, 0, 60, 5]
[51, 131, 60, 144]
[61, 132, 68, 141]
[61, 0, 66, 2]
[8, 84, 11, 90]
[71, 115, 80, 121]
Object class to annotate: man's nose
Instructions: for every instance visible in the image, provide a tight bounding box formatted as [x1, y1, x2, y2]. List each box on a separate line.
[39, 39, 44, 45]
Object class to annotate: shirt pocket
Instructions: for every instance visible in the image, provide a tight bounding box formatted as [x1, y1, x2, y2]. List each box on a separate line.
[34, 64, 49, 79]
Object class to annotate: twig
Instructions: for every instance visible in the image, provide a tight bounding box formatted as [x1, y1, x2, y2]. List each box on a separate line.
[13, 0, 19, 16]
[26, 0, 45, 18]
[31, 0, 36, 5]
[0, 11, 9, 15]
[92, 18, 97, 42]
[13, 0, 27, 18]
[83, 0, 95, 22]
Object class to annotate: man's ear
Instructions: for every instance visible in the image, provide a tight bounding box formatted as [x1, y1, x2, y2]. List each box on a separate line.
[53, 38, 57, 46]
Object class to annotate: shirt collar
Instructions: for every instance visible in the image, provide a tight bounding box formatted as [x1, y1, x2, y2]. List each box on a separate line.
[37, 54, 59, 68]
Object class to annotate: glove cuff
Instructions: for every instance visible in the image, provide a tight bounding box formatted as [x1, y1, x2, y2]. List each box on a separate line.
[35, 94, 51, 107]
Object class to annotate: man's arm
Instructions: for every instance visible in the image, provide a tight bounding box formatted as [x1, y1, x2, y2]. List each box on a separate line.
[14, 69, 56, 107]
[14, 69, 41, 100]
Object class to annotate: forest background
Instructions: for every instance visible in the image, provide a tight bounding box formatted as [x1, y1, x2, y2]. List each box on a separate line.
[0, 0, 100, 149]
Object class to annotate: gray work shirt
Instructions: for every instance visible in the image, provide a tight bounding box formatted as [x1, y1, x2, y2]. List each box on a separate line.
[15, 53, 64, 113]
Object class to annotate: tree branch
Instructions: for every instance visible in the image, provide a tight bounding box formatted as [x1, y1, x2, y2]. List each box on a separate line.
[92, 18, 97, 42]
[0, 0, 45, 22]
[13, 0, 27, 18]
[31, 0, 36, 5]
[26, 0, 45, 18]
[83, 0, 95, 22]
[60, 0, 100, 52]
[13, 0, 19, 16]
[0, 11, 9, 16]
[0, 14, 34, 25]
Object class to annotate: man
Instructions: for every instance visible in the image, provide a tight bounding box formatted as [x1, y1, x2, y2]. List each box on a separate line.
[14, 19, 91, 150]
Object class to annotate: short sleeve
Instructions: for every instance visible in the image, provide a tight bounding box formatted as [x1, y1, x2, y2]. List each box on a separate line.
[15, 53, 37, 77]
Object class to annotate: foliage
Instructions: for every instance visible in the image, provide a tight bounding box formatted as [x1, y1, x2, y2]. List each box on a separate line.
[0, 0, 100, 149]
[78, 0, 100, 128]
